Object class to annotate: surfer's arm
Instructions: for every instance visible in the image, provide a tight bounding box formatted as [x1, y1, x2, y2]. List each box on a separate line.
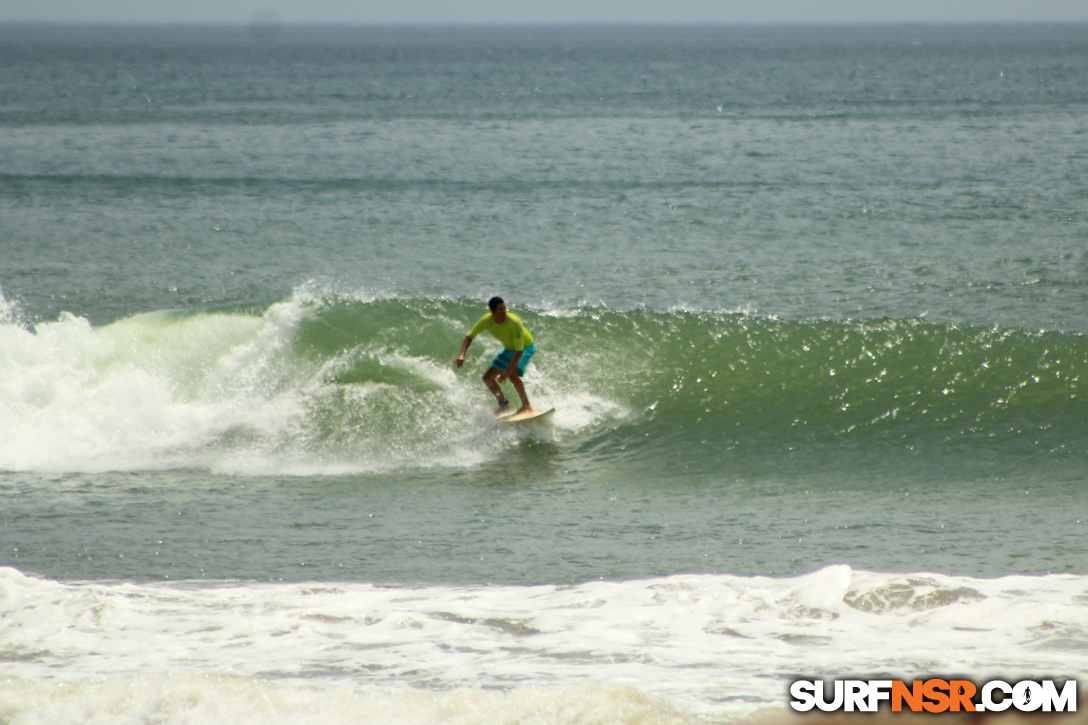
[455, 335, 473, 368]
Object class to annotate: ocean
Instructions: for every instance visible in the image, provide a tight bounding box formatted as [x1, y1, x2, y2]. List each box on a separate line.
[1, 22, 1086, 723]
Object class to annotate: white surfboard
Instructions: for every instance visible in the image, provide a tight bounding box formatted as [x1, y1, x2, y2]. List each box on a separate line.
[497, 408, 556, 424]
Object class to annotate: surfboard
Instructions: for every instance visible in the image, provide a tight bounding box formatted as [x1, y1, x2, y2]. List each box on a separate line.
[497, 408, 556, 424]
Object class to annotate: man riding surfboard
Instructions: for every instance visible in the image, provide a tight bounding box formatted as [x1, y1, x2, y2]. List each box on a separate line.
[456, 296, 536, 416]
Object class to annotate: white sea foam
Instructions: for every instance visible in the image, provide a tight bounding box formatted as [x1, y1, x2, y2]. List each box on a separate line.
[0, 301, 303, 473]
[0, 287, 611, 476]
[1, 565, 1085, 723]
[0, 676, 693, 725]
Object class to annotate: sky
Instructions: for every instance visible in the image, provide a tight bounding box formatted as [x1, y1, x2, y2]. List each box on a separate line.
[1, 0, 1086, 25]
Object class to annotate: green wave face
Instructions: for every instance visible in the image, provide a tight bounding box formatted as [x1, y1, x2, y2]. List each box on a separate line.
[521, 307, 1087, 477]
[292, 296, 1088, 474]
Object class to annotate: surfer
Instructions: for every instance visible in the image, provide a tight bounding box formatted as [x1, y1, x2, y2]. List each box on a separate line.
[456, 296, 535, 416]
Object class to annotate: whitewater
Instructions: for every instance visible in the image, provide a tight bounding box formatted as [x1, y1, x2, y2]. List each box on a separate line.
[2, 565, 1086, 723]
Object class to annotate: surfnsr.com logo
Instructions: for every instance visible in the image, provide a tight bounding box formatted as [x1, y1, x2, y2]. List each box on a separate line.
[789, 679, 1077, 713]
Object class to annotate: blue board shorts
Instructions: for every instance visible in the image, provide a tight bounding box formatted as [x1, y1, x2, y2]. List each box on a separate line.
[490, 343, 536, 376]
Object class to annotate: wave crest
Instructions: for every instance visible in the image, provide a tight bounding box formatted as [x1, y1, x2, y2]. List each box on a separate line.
[3, 287, 1085, 475]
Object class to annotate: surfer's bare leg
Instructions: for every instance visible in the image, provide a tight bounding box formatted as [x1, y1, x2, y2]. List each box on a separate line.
[507, 372, 532, 415]
[482, 368, 510, 413]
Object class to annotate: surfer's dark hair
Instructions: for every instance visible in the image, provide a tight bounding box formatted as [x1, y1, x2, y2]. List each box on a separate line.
[488, 296, 504, 311]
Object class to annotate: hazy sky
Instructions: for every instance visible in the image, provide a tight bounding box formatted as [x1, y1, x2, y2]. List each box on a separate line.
[1, 0, 1086, 25]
